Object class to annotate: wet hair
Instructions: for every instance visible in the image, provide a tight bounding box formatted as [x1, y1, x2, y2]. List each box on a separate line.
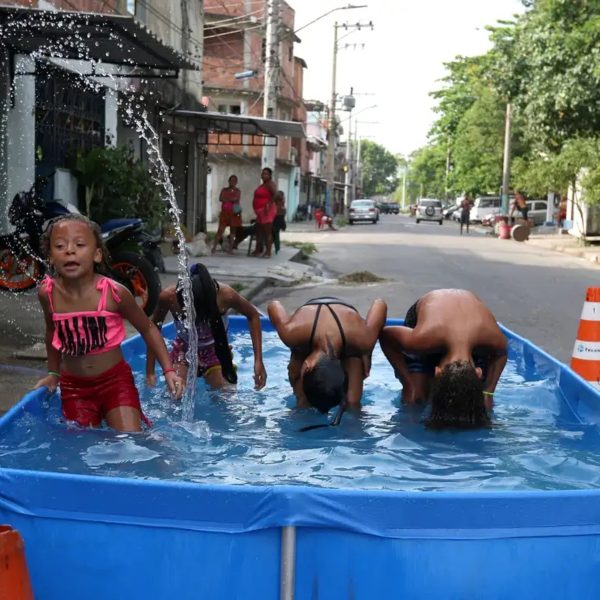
[303, 354, 347, 414]
[40, 214, 110, 275]
[177, 263, 237, 384]
[426, 360, 491, 430]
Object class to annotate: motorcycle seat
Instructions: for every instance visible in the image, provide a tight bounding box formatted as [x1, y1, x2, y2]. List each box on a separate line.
[101, 218, 143, 233]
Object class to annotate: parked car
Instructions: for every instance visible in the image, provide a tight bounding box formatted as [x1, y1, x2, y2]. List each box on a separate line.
[415, 199, 443, 225]
[469, 196, 502, 223]
[443, 204, 460, 220]
[380, 202, 400, 214]
[481, 199, 549, 227]
[349, 199, 379, 224]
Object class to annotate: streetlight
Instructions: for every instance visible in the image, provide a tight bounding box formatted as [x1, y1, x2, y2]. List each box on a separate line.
[293, 4, 368, 35]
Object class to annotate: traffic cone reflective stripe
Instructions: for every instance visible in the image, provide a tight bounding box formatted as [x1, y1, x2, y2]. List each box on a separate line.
[571, 287, 600, 389]
[0, 525, 34, 600]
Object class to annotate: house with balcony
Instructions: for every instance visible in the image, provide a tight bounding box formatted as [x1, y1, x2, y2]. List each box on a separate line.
[202, 0, 308, 222]
[0, 0, 206, 235]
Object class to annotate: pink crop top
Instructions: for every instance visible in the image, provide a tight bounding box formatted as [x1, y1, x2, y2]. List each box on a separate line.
[43, 275, 126, 357]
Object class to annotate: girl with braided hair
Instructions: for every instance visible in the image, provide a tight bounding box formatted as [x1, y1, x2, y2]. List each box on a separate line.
[146, 263, 267, 390]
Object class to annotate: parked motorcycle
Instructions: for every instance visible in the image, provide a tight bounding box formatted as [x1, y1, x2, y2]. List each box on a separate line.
[0, 181, 162, 316]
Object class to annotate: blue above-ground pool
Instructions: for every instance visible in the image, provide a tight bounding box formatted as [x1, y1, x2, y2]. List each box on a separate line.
[1, 317, 600, 600]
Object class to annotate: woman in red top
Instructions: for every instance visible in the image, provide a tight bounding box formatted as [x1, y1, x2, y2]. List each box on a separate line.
[212, 174, 242, 254]
[252, 167, 277, 258]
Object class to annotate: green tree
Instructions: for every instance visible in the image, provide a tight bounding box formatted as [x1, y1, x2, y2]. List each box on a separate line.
[75, 145, 164, 228]
[451, 89, 506, 195]
[360, 140, 399, 197]
[406, 144, 447, 201]
[490, 1, 600, 152]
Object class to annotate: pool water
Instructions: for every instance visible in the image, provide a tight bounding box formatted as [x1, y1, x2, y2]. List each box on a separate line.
[1, 331, 599, 492]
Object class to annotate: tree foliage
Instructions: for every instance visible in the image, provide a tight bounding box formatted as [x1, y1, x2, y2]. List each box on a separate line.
[408, 0, 600, 213]
[75, 145, 165, 228]
[360, 140, 399, 197]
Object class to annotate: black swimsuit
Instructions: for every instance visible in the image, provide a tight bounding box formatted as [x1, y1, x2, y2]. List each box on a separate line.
[303, 297, 358, 358]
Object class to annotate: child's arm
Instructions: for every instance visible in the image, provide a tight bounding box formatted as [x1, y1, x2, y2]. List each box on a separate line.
[221, 284, 267, 390]
[267, 300, 303, 348]
[146, 290, 174, 386]
[117, 286, 183, 399]
[357, 298, 388, 352]
[33, 287, 61, 393]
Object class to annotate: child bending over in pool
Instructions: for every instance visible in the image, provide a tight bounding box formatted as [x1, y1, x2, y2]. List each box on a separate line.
[146, 263, 267, 390]
[268, 297, 387, 424]
[34, 214, 183, 432]
[379, 289, 507, 429]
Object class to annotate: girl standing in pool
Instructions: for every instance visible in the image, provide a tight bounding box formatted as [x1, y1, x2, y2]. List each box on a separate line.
[34, 214, 182, 432]
[146, 263, 267, 390]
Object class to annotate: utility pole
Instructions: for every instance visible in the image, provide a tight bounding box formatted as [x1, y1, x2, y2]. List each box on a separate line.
[401, 167, 407, 209]
[344, 110, 352, 210]
[325, 20, 373, 216]
[501, 101, 512, 216]
[261, 0, 280, 170]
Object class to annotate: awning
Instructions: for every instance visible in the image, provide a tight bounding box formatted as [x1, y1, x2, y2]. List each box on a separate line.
[173, 109, 306, 147]
[0, 6, 197, 75]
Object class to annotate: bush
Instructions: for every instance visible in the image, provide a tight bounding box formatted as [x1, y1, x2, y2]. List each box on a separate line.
[74, 145, 165, 228]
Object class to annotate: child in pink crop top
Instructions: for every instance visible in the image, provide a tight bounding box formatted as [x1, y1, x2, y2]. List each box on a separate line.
[33, 214, 183, 432]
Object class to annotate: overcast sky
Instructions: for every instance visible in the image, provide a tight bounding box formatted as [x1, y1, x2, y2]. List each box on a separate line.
[289, 0, 525, 156]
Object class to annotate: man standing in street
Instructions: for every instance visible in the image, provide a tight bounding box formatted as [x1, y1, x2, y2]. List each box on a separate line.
[459, 195, 471, 235]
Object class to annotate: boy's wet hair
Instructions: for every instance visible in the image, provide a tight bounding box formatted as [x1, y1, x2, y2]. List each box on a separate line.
[426, 360, 491, 430]
[40, 214, 110, 274]
[302, 354, 347, 414]
[177, 262, 237, 384]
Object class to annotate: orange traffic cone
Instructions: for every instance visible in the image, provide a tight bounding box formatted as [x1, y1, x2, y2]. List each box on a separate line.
[0, 525, 34, 600]
[571, 288, 600, 389]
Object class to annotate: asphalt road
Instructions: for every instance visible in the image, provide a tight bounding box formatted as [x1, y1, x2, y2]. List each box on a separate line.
[254, 213, 595, 365]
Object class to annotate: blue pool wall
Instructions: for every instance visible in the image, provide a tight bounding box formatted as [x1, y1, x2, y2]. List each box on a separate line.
[1, 317, 600, 599]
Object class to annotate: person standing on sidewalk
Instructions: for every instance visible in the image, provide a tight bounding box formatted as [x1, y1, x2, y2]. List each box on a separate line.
[510, 191, 529, 224]
[212, 175, 242, 254]
[251, 167, 277, 258]
[272, 190, 287, 254]
[459, 195, 471, 235]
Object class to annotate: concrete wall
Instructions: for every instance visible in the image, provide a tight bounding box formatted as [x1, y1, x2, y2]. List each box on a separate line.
[6, 55, 35, 212]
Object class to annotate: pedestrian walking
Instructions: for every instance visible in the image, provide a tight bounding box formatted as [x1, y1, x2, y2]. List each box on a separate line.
[460, 195, 471, 235]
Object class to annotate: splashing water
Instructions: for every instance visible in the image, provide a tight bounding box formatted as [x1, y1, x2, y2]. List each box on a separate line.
[0, 10, 199, 419]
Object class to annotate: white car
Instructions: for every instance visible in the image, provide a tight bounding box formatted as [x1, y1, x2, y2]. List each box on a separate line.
[415, 199, 443, 225]
[481, 200, 549, 227]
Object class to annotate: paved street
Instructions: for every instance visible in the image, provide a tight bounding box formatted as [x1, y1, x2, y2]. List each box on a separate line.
[0, 214, 597, 413]
[254, 214, 595, 364]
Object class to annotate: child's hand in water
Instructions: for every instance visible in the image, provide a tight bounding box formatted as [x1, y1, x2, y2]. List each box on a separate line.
[165, 371, 184, 400]
[33, 373, 59, 394]
[146, 373, 156, 387]
[254, 359, 267, 390]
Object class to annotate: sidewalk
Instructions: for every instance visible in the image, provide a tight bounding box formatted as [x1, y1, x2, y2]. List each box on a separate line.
[526, 228, 600, 265]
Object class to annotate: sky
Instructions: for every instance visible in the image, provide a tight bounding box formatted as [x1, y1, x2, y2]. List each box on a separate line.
[289, 0, 525, 156]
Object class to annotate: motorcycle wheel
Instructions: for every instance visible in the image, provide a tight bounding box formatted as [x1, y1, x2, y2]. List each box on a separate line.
[0, 247, 44, 292]
[109, 251, 161, 316]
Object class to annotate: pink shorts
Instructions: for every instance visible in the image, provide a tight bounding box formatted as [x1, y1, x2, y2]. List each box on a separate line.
[170, 337, 222, 378]
[59, 360, 150, 427]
